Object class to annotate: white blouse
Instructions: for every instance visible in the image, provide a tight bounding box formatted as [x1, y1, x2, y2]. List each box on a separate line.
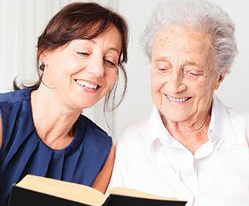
[110, 96, 249, 206]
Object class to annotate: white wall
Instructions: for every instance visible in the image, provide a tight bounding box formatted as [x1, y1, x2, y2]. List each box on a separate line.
[0, 0, 77, 93]
[114, 0, 249, 140]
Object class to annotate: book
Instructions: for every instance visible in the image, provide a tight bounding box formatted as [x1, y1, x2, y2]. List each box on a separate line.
[9, 174, 187, 206]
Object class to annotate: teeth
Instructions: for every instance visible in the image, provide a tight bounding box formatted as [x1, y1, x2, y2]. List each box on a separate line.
[166, 95, 189, 102]
[76, 80, 97, 89]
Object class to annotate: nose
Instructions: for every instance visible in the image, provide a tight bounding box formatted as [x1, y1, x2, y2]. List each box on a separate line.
[168, 71, 186, 93]
[87, 55, 104, 77]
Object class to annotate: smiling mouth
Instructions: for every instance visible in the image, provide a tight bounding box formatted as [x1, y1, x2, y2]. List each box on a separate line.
[75, 79, 100, 90]
[165, 94, 191, 103]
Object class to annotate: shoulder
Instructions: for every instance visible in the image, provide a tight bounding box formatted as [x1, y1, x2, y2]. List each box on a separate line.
[78, 115, 109, 137]
[226, 106, 247, 127]
[111, 117, 153, 185]
[225, 106, 249, 145]
[116, 117, 150, 147]
[0, 89, 32, 119]
[0, 89, 31, 104]
[0, 89, 31, 121]
[213, 96, 248, 132]
[78, 115, 112, 143]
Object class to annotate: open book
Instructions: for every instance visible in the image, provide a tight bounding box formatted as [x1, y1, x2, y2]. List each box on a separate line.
[9, 174, 187, 206]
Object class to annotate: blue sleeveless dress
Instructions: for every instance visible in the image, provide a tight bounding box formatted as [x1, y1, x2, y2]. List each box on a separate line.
[0, 88, 112, 204]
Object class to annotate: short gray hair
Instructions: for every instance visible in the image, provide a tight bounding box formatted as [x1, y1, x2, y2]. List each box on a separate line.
[141, 0, 237, 74]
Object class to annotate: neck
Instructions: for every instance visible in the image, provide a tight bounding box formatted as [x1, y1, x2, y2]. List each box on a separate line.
[162, 112, 211, 154]
[31, 85, 81, 149]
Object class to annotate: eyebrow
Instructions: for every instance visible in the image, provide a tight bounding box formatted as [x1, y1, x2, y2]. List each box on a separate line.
[155, 57, 202, 68]
[108, 47, 120, 54]
[155, 56, 169, 61]
[183, 61, 201, 68]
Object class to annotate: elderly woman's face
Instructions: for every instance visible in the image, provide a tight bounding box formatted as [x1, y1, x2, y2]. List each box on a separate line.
[151, 25, 223, 123]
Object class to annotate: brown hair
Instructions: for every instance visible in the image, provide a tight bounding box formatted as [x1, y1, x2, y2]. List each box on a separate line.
[14, 2, 129, 112]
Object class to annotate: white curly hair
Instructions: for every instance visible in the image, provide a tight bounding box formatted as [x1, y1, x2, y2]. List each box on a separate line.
[141, 0, 237, 74]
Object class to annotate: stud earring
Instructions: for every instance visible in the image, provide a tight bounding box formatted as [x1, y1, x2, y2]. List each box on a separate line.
[39, 61, 45, 72]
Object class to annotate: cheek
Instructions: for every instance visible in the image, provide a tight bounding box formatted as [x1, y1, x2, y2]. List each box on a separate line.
[47, 61, 69, 79]
[151, 77, 166, 102]
[43, 64, 62, 85]
[106, 70, 118, 87]
[63, 60, 82, 74]
[151, 74, 166, 92]
[192, 81, 215, 100]
[58, 52, 84, 75]
[151, 77, 159, 93]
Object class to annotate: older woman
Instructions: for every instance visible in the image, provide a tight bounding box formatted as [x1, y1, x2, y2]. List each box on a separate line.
[110, 0, 249, 205]
[0, 2, 128, 205]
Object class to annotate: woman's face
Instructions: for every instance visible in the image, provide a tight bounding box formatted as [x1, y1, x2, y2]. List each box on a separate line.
[41, 25, 121, 110]
[151, 25, 223, 123]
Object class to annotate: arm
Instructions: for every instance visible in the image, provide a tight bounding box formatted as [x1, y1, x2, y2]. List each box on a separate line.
[92, 144, 115, 193]
[108, 130, 132, 189]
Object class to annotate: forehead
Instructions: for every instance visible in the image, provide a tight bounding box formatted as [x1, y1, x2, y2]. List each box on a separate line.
[51, 25, 122, 53]
[152, 25, 212, 62]
[77, 26, 121, 46]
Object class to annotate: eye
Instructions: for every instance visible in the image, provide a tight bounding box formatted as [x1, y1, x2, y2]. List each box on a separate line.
[184, 70, 203, 78]
[157, 67, 170, 71]
[156, 65, 171, 73]
[155, 60, 171, 72]
[77, 52, 90, 57]
[187, 71, 200, 76]
[105, 60, 116, 67]
[104, 58, 117, 67]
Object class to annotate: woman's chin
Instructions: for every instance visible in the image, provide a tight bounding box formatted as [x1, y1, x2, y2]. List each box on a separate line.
[162, 112, 193, 123]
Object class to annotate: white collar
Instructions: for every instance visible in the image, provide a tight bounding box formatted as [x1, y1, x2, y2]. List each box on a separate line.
[147, 95, 238, 152]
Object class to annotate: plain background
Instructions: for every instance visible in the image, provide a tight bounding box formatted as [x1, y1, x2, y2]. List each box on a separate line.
[0, 0, 248, 140]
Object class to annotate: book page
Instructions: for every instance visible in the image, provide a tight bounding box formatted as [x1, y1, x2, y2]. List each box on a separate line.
[16, 175, 105, 206]
[107, 187, 176, 201]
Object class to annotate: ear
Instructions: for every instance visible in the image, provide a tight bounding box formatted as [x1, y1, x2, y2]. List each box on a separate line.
[214, 69, 226, 90]
[39, 51, 50, 64]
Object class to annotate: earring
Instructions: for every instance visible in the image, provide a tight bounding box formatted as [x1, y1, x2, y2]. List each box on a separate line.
[39, 61, 45, 72]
